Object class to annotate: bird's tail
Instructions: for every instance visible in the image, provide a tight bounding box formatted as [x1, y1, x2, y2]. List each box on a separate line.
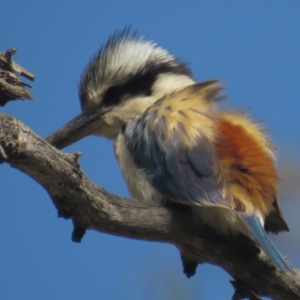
[242, 213, 293, 273]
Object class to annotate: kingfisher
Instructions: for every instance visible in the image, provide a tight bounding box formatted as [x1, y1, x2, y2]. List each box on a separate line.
[46, 28, 291, 272]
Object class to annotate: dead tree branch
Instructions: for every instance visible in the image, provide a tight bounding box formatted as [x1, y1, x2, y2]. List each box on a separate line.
[0, 48, 35, 106]
[0, 112, 300, 300]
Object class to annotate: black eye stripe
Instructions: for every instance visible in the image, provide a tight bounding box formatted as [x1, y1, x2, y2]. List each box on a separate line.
[102, 86, 123, 106]
[102, 73, 154, 107]
[101, 61, 193, 107]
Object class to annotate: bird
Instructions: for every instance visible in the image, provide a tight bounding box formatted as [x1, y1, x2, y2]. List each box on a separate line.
[46, 28, 292, 272]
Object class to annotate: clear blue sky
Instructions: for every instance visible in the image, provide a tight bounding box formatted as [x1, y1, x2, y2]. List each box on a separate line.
[1, 1, 300, 299]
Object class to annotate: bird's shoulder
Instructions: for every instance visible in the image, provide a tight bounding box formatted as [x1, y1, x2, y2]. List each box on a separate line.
[137, 80, 223, 145]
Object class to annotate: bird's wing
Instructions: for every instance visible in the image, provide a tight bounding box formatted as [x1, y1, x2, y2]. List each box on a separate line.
[125, 81, 293, 272]
[125, 81, 230, 207]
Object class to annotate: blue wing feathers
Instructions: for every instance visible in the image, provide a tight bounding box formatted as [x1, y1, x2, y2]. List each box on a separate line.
[242, 214, 293, 272]
[165, 152, 180, 176]
[125, 112, 227, 206]
[188, 139, 215, 176]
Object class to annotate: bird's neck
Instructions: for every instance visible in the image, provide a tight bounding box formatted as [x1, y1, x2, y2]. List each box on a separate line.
[151, 74, 196, 100]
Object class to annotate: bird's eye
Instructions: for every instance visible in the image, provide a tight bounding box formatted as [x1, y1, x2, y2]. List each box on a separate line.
[102, 86, 123, 107]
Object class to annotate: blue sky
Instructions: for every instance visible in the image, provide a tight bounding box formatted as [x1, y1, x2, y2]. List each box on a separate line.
[1, 1, 300, 299]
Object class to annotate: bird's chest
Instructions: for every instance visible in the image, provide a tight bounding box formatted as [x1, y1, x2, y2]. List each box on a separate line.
[114, 132, 164, 203]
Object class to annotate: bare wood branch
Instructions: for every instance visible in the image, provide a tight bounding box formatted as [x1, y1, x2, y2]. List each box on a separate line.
[0, 112, 300, 300]
[0, 48, 35, 106]
[0, 48, 36, 81]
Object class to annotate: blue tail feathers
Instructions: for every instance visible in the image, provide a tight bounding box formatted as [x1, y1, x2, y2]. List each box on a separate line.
[242, 213, 293, 273]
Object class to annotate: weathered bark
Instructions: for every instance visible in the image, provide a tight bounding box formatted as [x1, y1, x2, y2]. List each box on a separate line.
[0, 112, 300, 300]
[0, 48, 35, 106]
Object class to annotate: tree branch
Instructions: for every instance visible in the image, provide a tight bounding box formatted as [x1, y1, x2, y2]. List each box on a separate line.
[0, 48, 35, 106]
[0, 112, 299, 300]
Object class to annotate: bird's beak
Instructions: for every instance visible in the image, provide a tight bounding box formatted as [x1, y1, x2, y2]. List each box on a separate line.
[46, 109, 105, 149]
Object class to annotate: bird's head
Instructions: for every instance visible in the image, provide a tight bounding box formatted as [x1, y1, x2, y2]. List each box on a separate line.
[47, 28, 195, 149]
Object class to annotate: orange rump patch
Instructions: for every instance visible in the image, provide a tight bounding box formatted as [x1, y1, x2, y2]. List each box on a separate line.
[215, 117, 278, 215]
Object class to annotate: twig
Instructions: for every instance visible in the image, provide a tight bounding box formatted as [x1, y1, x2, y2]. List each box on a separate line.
[0, 48, 35, 106]
[0, 48, 35, 81]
